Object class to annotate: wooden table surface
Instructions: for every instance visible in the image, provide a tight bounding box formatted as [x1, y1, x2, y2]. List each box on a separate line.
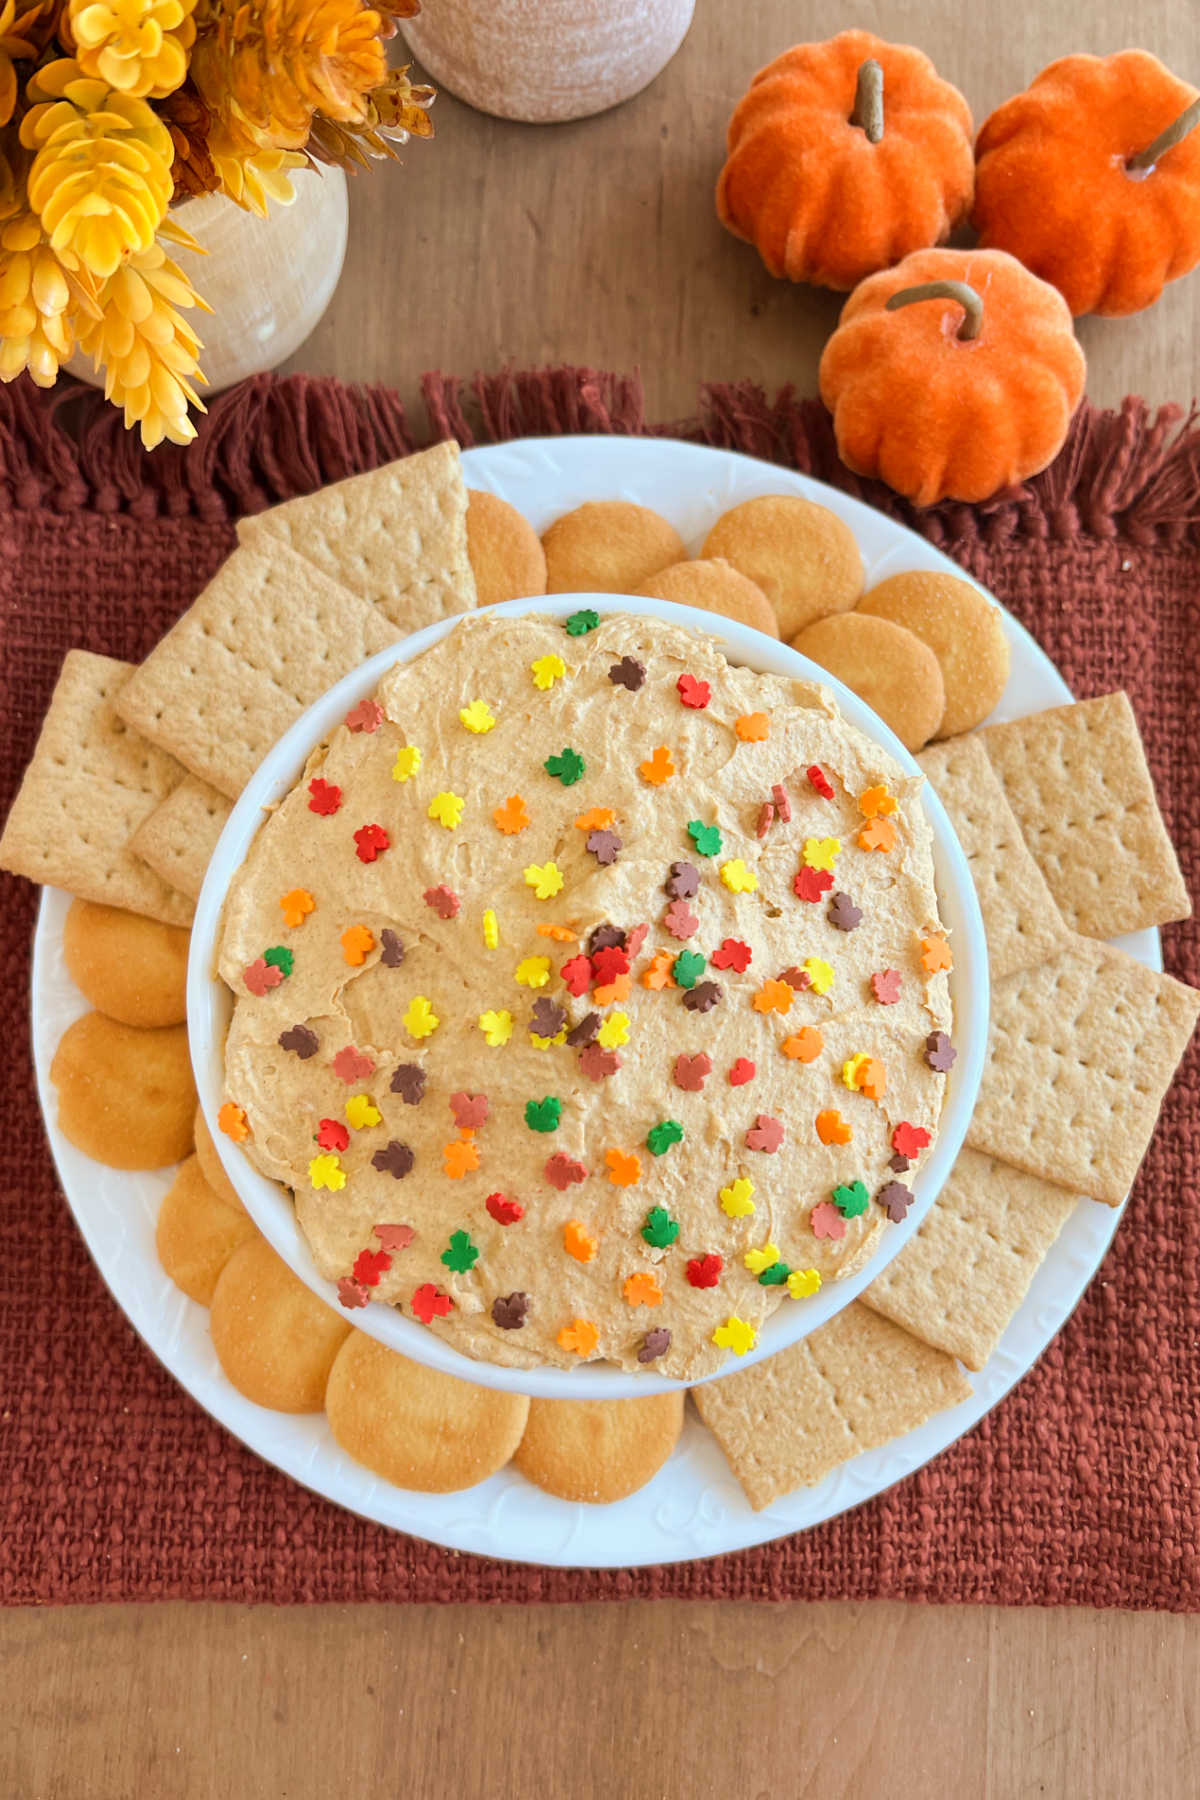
[13, 3, 1200, 1795]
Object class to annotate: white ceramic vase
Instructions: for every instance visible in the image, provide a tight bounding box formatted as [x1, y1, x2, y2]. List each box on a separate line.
[69, 167, 349, 396]
[401, 0, 695, 123]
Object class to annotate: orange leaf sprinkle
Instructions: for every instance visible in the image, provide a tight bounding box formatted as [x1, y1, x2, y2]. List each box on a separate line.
[605, 1148, 642, 1187]
[558, 1317, 599, 1356]
[642, 948, 677, 990]
[623, 1271, 663, 1308]
[537, 923, 578, 942]
[340, 924, 376, 966]
[493, 793, 531, 835]
[858, 1058, 887, 1100]
[753, 978, 794, 1015]
[279, 888, 315, 928]
[563, 1220, 598, 1263]
[858, 785, 898, 819]
[816, 1108, 852, 1145]
[639, 745, 676, 786]
[443, 1138, 480, 1179]
[782, 1026, 824, 1063]
[858, 816, 897, 853]
[574, 806, 616, 832]
[735, 712, 770, 742]
[920, 934, 953, 974]
[217, 1101, 249, 1142]
[593, 972, 632, 1007]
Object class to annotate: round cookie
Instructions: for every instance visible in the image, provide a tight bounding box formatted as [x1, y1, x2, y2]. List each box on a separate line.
[63, 898, 190, 1028]
[50, 1012, 196, 1169]
[155, 1154, 258, 1305]
[702, 495, 863, 638]
[466, 489, 547, 608]
[325, 1332, 529, 1492]
[210, 1236, 351, 1412]
[635, 557, 780, 638]
[514, 1392, 685, 1504]
[857, 570, 1011, 738]
[193, 1103, 246, 1214]
[542, 500, 686, 595]
[791, 612, 946, 751]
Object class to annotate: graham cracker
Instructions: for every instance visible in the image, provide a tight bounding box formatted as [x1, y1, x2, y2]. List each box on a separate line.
[980, 692, 1191, 939]
[918, 734, 1074, 980]
[114, 542, 399, 798]
[0, 651, 194, 927]
[236, 440, 477, 629]
[692, 1303, 971, 1511]
[967, 937, 1200, 1205]
[130, 775, 233, 901]
[862, 1147, 1081, 1370]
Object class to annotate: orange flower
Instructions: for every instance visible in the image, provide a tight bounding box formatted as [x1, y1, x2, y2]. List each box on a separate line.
[192, 0, 388, 152]
[623, 1271, 663, 1308]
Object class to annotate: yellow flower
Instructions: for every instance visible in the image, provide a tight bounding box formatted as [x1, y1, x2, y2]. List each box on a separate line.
[22, 60, 174, 279]
[719, 1177, 756, 1219]
[391, 743, 421, 782]
[344, 1093, 380, 1129]
[402, 995, 439, 1039]
[192, 0, 387, 151]
[477, 1008, 512, 1047]
[530, 653, 565, 690]
[0, 0, 45, 129]
[720, 858, 757, 894]
[71, 227, 208, 448]
[208, 120, 304, 217]
[308, 1152, 345, 1191]
[743, 1243, 780, 1275]
[69, 0, 198, 102]
[0, 212, 83, 389]
[712, 1315, 757, 1356]
[523, 861, 563, 901]
[787, 1268, 821, 1299]
[459, 698, 495, 733]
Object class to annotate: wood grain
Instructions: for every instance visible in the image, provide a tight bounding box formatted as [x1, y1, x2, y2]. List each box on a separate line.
[8, 2, 1200, 1790]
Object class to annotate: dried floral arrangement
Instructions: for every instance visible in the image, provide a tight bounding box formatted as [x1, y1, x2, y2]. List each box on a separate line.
[0, 0, 434, 445]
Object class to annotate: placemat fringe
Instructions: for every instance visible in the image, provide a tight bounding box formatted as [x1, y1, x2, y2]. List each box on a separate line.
[2, 369, 1198, 545]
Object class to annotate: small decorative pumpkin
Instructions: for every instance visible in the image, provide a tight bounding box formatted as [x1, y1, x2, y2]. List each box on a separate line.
[973, 51, 1200, 316]
[716, 29, 974, 291]
[818, 248, 1086, 506]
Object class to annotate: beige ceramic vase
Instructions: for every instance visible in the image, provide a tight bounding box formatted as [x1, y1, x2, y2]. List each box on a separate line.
[69, 168, 349, 396]
[401, 0, 695, 123]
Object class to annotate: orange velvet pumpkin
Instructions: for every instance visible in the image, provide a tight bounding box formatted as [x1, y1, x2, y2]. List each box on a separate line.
[973, 51, 1200, 317]
[716, 30, 974, 291]
[818, 248, 1086, 506]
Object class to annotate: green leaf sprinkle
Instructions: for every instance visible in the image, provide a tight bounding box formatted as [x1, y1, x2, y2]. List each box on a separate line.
[641, 1205, 680, 1248]
[544, 747, 586, 786]
[832, 1180, 870, 1219]
[646, 1119, 684, 1156]
[524, 1096, 562, 1133]
[687, 820, 723, 858]
[441, 1229, 480, 1273]
[564, 609, 601, 636]
[263, 945, 294, 976]
[757, 1261, 792, 1286]
[671, 950, 706, 990]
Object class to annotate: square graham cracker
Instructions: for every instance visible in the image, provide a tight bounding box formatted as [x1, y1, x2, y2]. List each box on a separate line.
[980, 692, 1191, 939]
[0, 650, 194, 926]
[967, 937, 1200, 1206]
[918, 735, 1074, 980]
[115, 542, 400, 799]
[692, 1303, 971, 1511]
[236, 440, 477, 629]
[130, 775, 233, 901]
[862, 1147, 1081, 1371]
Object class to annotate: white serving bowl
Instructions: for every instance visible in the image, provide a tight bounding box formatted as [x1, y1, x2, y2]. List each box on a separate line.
[188, 593, 987, 1399]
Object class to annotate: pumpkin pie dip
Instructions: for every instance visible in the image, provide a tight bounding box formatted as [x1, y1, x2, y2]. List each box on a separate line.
[217, 610, 954, 1379]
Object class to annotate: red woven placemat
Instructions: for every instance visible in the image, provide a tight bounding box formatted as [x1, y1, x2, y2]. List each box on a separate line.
[2, 368, 1198, 1608]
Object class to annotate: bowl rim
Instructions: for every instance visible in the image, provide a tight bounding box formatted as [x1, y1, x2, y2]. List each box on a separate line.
[187, 593, 988, 1399]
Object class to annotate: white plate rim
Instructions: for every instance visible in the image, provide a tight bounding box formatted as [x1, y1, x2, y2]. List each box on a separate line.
[29, 433, 1161, 1569]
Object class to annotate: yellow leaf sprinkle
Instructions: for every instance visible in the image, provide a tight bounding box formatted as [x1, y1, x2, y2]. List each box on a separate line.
[803, 836, 841, 872]
[478, 1009, 513, 1047]
[482, 909, 499, 949]
[531, 1029, 568, 1050]
[743, 1243, 780, 1275]
[596, 1011, 630, 1049]
[712, 1316, 757, 1356]
[531, 653, 566, 690]
[459, 699, 496, 733]
[308, 1153, 345, 1192]
[719, 1177, 756, 1218]
[515, 956, 551, 988]
[803, 956, 834, 995]
[345, 1094, 381, 1130]
[842, 1053, 871, 1092]
[427, 791, 464, 829]
[720, 858, 758, 894]
[403, 995, 440, 1039]
[787, 1268, 822, 1299]
[392, 745, 421, 782]
[523, 861, 564, 901]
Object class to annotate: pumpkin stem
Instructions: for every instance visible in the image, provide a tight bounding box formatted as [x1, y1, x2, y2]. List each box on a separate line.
[850, 59, 884, 144]
[884, 280, 984, 342]
[1126, 95, 1200, 172]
